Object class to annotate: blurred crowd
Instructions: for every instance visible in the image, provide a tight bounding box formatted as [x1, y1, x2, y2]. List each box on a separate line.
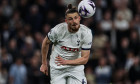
[0, 0, 140, 84]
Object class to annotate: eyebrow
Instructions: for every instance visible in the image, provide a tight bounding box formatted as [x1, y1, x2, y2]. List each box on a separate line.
[68, 15, 78, 19]
[68, 17, 73, 19]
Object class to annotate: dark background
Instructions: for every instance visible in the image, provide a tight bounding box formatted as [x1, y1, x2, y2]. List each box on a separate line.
[0, 0, 140, 84]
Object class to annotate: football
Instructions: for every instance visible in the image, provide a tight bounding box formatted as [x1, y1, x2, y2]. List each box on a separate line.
[78, 0, 96, 18]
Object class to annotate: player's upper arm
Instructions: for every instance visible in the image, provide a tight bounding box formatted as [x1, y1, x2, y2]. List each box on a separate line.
[47, 27, 58, 43]
[42, 36, 51, 45]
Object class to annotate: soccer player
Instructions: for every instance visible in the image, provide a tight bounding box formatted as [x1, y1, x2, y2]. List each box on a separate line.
[40, 4, 93, 84]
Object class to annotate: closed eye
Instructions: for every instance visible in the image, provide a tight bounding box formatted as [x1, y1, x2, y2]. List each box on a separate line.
[74, 16, 78, 19]
[68, 18, 73, 20]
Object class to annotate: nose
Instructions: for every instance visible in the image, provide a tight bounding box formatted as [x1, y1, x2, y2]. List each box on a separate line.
[73, 19, 77, 23]
[73, 19, 76, 23]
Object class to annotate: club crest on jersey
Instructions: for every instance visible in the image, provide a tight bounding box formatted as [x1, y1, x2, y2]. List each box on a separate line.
[77, 40, 80, 46]
[61, 46, 79, 52]
[76, 35, 80, 46]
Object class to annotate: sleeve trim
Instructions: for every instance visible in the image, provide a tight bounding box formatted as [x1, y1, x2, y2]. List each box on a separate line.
[81, 48, 91, 50]
[46, 34, 52, 42]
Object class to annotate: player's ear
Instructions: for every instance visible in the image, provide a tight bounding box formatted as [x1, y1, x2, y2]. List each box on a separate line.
[65, 18, 67, 23]
[79, 15, 81, 21]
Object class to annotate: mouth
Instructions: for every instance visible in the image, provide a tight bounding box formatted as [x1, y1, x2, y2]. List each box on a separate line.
[72, 24, 77, 26]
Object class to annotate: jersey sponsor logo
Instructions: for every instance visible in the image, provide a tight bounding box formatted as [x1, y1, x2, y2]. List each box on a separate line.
[61, 46, 79, 52]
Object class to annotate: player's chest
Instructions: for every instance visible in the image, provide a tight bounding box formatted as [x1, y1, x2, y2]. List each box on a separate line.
[57, 33, 82, 47]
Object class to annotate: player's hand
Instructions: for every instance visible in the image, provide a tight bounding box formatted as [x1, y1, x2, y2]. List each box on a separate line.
[40, 64, 48, 75]
[55, 56, 67, 66]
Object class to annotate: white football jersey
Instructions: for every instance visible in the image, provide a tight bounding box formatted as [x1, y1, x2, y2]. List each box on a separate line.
[47, 22, 92, 69]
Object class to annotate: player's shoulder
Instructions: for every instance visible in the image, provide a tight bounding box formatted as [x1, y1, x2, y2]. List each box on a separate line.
[80, 24, 92, 34]
[53, 22, 67, 32]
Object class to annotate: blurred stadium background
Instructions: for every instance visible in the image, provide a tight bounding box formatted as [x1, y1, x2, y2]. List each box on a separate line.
[0, 0, 140, 84]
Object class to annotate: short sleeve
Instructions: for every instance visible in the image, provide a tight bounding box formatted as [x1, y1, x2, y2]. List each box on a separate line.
[47, 28, 57, 43]
[82, 30, 93, 50]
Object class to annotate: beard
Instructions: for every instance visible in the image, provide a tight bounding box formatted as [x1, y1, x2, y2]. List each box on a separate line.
[71, 26, 79, 32]
[70, 23, 80, 32]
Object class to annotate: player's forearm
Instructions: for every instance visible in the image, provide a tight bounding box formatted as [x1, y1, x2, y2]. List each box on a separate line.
[66, 56, 89, 65]
[41, 38, 50, 64]
[42, 44, 49, 64]
[66, 50, 90, 65]
[42, 45, 49, 64]
[55, 50, 90, 66]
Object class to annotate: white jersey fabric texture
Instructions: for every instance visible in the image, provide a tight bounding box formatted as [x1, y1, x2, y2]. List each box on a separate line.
[48, 22, 92, 84]
[47, 22, 92, 69]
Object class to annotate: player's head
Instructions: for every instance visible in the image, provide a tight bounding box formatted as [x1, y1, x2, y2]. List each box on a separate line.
[65, 4, 81, 33]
